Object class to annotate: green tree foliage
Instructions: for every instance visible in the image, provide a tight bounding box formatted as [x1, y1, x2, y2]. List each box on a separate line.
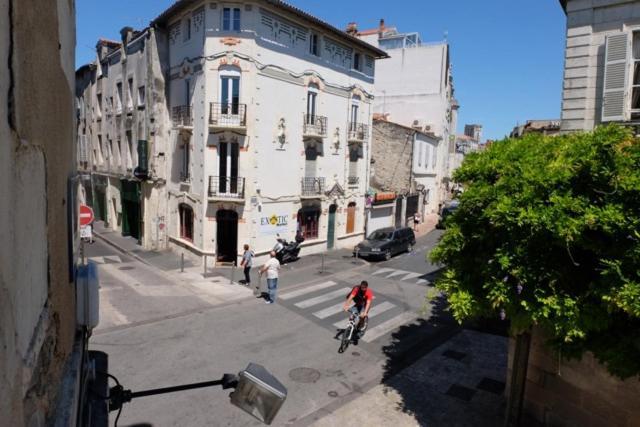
[430, 125, 640, 378]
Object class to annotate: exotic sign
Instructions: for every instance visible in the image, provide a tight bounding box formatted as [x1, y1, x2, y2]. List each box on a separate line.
[259, 213, 289, 235]
[374, 192, 396, 202]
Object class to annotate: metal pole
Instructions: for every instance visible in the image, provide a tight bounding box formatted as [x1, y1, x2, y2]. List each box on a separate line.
[321, 253, 325, 273]
[230, 262, 235, 285]
[181, 253, 184, 273]
[353, 247, 359, 264]
[203, 255, 207, 276]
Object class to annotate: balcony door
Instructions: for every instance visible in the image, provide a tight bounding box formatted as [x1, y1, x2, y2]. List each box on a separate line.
[218, 138, 239, 195]
[220, 69, 240, 125]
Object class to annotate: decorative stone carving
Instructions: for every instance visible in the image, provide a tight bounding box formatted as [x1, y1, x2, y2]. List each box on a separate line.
[332, 127, 341, 154]
[275, 118, 287, 148]
[221, 37, 242, 46]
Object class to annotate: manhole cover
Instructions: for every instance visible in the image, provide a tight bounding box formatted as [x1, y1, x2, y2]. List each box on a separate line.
[289, 367, 321, 384]
[118, 266, 135, 271]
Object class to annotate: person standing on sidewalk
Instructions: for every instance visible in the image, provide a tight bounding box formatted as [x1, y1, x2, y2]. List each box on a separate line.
[259, 251, 280, 304]
[240, 244, 254, 286]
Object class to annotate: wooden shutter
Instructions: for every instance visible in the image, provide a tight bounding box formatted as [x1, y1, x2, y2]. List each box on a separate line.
[346, 205, 356, 234]
[602, 33, 630, 122]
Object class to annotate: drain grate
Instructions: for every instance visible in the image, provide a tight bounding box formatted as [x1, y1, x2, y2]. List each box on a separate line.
[476, 378, 506, 395]
[446, 384, 476, 402]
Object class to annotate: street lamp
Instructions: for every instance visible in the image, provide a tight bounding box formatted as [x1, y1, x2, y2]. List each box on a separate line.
[107, 363, 287, 425]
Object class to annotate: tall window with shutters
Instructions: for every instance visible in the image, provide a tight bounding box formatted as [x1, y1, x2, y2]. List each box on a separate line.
[631, 32, 640, 119]
[602, 32, 633, 122]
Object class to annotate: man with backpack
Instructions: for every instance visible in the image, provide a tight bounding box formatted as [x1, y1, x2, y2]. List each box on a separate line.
[343, 280, 374, 336]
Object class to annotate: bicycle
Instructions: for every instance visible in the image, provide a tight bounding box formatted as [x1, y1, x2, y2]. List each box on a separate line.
[338, 308, 368, 353]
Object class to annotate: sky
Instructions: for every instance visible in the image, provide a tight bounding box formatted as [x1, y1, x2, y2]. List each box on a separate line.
[76, 0, 567, 141]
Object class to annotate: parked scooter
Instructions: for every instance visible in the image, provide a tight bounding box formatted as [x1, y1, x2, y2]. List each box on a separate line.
[273, 233, 304, 264]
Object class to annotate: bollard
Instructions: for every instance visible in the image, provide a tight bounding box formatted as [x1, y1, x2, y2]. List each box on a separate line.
[320, 253, 325, 273]
[203, 255, 207, 276]
[353, 247, 359, 264]
[181, 253, 184, 273]
[230, 262, 236, 285]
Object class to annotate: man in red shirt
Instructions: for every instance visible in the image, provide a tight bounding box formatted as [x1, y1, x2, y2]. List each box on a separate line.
[343, 280, 374, 335]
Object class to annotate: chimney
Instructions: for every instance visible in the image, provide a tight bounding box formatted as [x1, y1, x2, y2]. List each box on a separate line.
[379, 19, 385, 32]
[345, 22, 358, 36]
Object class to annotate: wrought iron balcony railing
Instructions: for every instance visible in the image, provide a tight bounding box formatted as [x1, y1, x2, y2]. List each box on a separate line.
[301, 177, 326, 196]
[208, 176, 245, 199]
[172, 105, 192, 127]
[303, 114, 327, 137]
[209, 103, 247, 127]
[348, 122, 369, 141]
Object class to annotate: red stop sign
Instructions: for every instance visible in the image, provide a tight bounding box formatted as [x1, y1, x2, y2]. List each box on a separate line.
[79, 205, 94, 227]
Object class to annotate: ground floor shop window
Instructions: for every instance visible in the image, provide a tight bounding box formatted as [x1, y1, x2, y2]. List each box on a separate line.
[298, 205, 320, 239]
[179, 203, 194, 241]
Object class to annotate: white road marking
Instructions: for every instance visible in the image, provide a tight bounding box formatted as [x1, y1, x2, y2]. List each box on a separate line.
[361, 312, 417, 343]
[99, 264, 192, 297]
[332, 301, 396, 329]
[295, 288, 351, 309]
[280, 281, 337, 300]
[88, 256, 105, 264]
[401, 272, 423, 281]
[416, 279, 429, 285]
[372, 268, 394, 276]
[313, 302, 346, 319]
[386, 270, 411, 279]
[104, 255, 122, 263]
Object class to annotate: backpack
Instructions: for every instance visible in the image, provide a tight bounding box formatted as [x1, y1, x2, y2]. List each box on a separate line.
[346, 286, 365, 303]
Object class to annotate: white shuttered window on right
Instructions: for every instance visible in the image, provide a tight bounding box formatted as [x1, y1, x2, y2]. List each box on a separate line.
[602, 31, 640, 122]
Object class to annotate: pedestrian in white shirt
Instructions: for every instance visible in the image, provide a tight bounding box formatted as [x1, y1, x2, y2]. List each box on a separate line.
[259, 251, 280, 304]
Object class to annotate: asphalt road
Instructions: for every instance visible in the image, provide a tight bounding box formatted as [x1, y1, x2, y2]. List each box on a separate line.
[88, 230, 456, 426]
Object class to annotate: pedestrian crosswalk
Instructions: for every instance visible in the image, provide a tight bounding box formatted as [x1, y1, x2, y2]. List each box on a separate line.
[279, 280, 418, 344]
[88, 255, 123, 265]
[371, 267, 430, 285]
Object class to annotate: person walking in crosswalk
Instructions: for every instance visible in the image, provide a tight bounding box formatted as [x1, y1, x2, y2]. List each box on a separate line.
[259, 251, 280, 304]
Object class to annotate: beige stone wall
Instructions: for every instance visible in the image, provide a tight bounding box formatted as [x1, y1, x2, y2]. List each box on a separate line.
[508, 328, 640, 427]
[0, 0, 77, 424]
[371, 120, 414, 193]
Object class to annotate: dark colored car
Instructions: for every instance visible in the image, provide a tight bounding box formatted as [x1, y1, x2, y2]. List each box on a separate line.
[436, 200, 460, 229]
[353, 227, 416, 261]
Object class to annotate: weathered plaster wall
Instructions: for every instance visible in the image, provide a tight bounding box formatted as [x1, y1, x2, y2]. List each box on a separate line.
[0, 0, 77, 424]
[371, 120, 414, 194]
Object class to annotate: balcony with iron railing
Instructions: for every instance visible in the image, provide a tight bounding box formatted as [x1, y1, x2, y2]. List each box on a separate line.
[301, 177, 326, 197]
[172, 106, 193, 129]
[208, 176, 245, 200]
[348, 122, 369, 142]
[209, 103, 247, 130]
[303, 114, 327, 138]
[347, 176, 360, 188]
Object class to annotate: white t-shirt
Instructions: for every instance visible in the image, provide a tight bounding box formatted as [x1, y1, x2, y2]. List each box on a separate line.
[264, 258, 280, 279]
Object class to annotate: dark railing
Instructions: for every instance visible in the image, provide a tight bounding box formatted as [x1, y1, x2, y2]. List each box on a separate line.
[303, 114, 327, 137]
[180, 172, 191, 183]
[209, 103, 247, 127]
[208, 176, 245, 199]
[301, 177, 326, 196]
[348, 122, 369, 141]
[347, 176, 360, 186]
[172, 106, 192, 127]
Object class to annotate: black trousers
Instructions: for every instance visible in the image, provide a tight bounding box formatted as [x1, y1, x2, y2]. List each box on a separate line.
[244, 266, 251, 284]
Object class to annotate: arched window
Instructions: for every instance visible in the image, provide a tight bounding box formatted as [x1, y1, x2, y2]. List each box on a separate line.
[179, 203, 194, 241]
[298, 203, 321, 240]
[346, 202, 356, 234]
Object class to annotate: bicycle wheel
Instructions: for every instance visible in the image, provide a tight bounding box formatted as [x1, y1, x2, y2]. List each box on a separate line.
[338, 325, 352, 353]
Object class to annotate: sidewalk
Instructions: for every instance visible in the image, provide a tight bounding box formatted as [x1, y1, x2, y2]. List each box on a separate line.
[310, 329, 508, 427]
[413, 213, 439, 239]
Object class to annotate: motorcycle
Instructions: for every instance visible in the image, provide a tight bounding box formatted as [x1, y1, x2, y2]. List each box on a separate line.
[272, 233, 304, 264]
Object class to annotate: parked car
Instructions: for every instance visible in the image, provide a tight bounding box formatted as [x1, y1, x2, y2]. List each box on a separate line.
[353, 227, 416, 261]
[436, 199, 460, 229]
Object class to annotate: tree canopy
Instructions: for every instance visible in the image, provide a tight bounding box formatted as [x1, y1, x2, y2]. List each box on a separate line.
[430, 125, 640, 379]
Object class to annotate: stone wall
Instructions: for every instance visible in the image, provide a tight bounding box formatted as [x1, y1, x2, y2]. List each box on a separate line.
[507, 328, 640, 426]
[0, 0, 78, 424]
[371, 120, 414, 193]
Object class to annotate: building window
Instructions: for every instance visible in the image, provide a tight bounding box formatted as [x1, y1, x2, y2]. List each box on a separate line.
[116, 82, 123, 113]
[298, 205, 320, 240]
[306, 85, 318, 122]
[179, 204, 194, 241]
[353, 52, 362, 71]
[350, 99, 359, 127]
[432, 145, 437, 169]
[180, 136, 190, 182]
[632, 32, 640, 117]
[309, 33, 320, 57]
[96, 93, 102, 117]
[138, 86, 145, 107]
[220, 72, 240, 114]
[127, 78, 134, 111]
[184, 18, 192, 41]
[418, 142, 423, 167]
[223, 7, 241, 31]
[218, 138, 239, 194]
[185, 79, 191, 106]
[346, 202, 356, 234]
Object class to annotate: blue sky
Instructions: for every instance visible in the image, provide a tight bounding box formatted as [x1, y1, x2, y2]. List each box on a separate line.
[77, 0, 567, 141]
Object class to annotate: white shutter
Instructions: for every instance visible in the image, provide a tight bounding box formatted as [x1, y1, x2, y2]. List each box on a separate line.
[602, 32, 630, 122]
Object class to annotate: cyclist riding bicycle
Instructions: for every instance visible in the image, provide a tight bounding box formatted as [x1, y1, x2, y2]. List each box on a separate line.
[343, 280, 374, 336]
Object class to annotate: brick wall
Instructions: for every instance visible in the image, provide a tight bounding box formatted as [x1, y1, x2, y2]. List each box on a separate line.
[507, 328, 640, 426]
